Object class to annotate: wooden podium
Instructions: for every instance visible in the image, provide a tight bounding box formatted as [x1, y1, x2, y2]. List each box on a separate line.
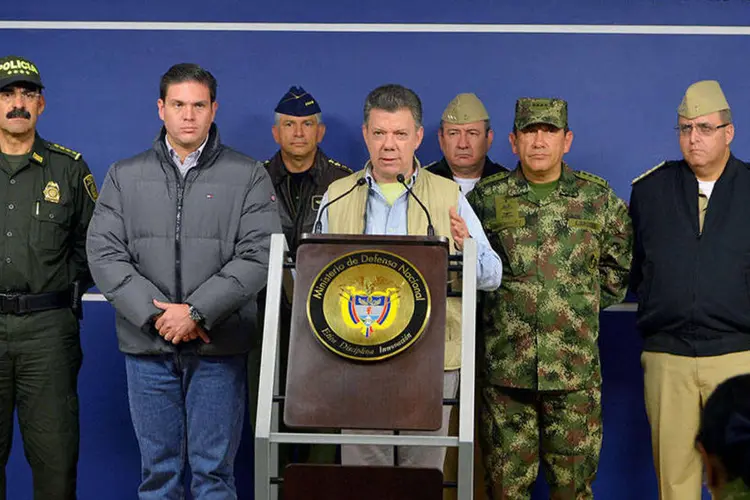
[255, 233, 478, 500]
[285, 234, 447, 431]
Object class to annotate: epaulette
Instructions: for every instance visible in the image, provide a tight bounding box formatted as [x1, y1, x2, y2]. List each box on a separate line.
[631, 161, 666, 185]
[574, 170, 609, 188]
[476, 170, 512, 189]
[483, 170, 512, 183]
[328, 158, 352, 173]
[47, 142, 82, 161]
[423, 160, 438, 170]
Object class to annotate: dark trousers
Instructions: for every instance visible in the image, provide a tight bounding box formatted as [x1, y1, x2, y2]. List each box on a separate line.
[0, 309, 81, 500]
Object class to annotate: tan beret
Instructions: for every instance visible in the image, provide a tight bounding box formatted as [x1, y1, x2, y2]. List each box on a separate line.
[677, 80, 730, 119]
[442, 93, 489, 124]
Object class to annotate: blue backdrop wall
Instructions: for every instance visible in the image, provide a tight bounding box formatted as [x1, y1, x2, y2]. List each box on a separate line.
[3, 1, 750, 498]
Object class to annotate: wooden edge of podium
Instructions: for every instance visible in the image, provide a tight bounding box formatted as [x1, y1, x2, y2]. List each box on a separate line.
[283, 464, 444, 500]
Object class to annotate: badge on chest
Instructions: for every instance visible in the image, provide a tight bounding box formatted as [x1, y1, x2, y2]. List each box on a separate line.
[494, 196, 525, 229]
[43, 181, 61, 203]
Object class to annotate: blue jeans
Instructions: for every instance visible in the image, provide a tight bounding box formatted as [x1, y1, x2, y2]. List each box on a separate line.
[125, 353, 247, 500]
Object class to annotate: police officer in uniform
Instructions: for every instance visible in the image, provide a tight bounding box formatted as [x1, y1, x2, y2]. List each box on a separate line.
[426, 93, 507, 196]
[0, 56, 96, 499]
[250, 86, 350, 464]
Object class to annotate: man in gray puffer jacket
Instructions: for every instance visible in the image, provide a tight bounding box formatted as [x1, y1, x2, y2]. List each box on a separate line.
[86, 63, 281, 499]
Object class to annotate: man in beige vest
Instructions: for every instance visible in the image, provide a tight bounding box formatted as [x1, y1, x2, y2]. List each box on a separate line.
[316, 83, 502, 470]
[630, 80, 750, 500]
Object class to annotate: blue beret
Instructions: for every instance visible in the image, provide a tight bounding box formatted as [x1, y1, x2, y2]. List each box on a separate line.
[274, 86, 321, 116]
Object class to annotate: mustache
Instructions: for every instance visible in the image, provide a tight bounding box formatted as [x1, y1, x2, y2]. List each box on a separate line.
[7, 108, 31, 120]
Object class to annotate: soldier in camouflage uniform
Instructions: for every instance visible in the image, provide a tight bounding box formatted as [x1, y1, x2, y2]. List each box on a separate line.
[467, 98, 632, 499]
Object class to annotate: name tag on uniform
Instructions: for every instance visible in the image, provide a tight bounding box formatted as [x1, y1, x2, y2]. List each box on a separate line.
[311, 195, 323, 211]
[494, 196, 524, 229]
[568, 218, 602, 232]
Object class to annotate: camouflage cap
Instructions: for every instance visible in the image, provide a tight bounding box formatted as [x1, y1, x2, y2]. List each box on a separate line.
[442, 93, 489, 124]
[677, 80, 729, 119]
[514, 97, 567, 130]
[0, 56, 43, 90]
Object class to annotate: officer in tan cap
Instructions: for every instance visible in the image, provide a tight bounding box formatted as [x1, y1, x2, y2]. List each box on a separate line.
[630, 80, 750, 500]
[426, 93, 507, 195]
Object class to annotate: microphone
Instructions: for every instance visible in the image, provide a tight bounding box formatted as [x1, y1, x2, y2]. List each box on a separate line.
[313, 177, 368, 234]
[396, 173, 435, 237]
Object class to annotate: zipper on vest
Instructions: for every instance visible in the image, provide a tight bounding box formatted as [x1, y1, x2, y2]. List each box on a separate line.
[174, 169, 185, 303]
[689, 234, 701, 327]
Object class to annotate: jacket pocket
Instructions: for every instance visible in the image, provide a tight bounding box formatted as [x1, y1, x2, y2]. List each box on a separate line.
[33, 201, 72, 251]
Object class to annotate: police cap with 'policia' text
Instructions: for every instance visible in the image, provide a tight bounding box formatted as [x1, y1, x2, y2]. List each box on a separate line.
[0, 56, 43, 90]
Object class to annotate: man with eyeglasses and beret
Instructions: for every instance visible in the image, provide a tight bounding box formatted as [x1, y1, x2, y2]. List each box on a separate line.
[0, 56, 96, 499]
[630, 80, 750, 500]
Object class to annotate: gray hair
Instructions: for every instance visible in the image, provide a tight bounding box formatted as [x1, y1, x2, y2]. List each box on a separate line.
[363, 84, 422, 128]
[719, 109, 733, 124]
[274, 112, 323, 125]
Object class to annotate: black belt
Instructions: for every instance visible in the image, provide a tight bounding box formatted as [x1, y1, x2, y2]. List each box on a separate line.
[0, 290, 72, 315]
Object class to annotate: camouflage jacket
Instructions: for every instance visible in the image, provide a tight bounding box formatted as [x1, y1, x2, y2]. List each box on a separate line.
[719, 479, 750, 500]
[467, 164, 632, 390]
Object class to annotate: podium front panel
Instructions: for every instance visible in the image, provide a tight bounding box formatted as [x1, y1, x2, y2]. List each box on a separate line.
[283, 464, 443, 500]
[285, 236, 447, 430]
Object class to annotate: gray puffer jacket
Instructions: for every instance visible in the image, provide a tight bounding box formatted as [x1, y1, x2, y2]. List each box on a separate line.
[87, 124, 282, 355]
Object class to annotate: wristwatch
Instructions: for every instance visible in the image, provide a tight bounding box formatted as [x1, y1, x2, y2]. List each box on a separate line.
[188, 304, 205, 326]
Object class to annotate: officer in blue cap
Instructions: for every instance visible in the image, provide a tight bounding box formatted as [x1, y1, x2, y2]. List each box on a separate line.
[265, 86, 351, 251]
[251, 87, 350, 464]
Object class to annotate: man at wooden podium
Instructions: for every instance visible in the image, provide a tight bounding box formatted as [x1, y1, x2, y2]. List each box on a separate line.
[315, 83, 502, 470]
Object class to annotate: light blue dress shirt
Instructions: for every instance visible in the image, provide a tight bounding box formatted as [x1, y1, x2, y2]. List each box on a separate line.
[316, 165, 502, 291]
[165, 135, 209, 177]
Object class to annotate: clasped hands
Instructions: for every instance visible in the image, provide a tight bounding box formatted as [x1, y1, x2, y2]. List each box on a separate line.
[152, 299, 211, 345]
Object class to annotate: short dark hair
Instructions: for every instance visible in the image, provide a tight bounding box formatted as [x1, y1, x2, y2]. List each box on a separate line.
[696, 373, 750, 488]
[363, 84, 422, 128]
[159, 63, 217, 103]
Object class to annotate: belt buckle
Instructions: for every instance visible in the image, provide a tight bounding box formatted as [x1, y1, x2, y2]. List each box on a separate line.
[0, 293, 20, 314]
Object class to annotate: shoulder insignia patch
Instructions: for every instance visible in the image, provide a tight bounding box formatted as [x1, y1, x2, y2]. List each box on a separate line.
[631, 161, 666, 185]
[83, 174, 98, 202]
[328, 158, 352, 173]
[48, 143, 82, 161]
[575, 170, 609, 188]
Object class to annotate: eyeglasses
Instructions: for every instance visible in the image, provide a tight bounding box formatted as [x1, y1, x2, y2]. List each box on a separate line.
[675, 123, 730, 137]
[0, 89, 41, 104]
